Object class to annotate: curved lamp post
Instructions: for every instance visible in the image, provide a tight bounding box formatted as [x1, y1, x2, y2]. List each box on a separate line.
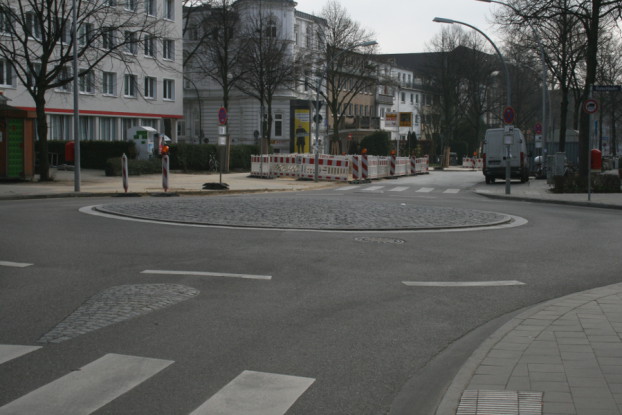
[475, 0, 550, 175]
[314, 40, 378, 182]
[433, 17, 512, 194]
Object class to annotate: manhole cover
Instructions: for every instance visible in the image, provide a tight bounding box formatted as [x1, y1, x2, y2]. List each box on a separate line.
[354, 237, 405, 244]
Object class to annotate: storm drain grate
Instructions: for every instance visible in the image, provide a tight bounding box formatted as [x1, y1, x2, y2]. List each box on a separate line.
[456, 390, 543, 415]
[353, 237, 405, 245]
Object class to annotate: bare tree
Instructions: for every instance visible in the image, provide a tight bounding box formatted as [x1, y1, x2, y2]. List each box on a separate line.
[0, 0, 174, 180]
[319, 0, 377, 155]
[512, 0, 622, 175]
[236, 10, 296, 154]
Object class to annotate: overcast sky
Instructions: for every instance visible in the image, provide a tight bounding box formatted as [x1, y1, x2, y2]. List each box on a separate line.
[293, 0, 501, 54]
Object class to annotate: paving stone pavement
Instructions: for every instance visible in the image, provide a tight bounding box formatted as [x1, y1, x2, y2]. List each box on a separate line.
[438, 283, 622, 415]
[95, 197, 513, 231]
[38, 284, 199, 343]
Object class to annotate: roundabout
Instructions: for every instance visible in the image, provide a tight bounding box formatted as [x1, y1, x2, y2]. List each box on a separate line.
[90, 196, 524, 232]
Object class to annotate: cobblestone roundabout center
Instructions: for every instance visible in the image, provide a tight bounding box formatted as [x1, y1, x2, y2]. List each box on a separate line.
[96, 197, 514, 231]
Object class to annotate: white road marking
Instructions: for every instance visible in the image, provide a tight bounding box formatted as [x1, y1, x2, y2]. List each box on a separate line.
[141, 270, 272, 281]
[0, 345, 41, 365]
[443, 188, 461, 194]
[0, 353, 173, 415]
[416, 187, 434, 193]
[402, 280, 525, 287]
[0, 261, 33, 268]
[360, 186, 385, 192]
[189, 370, 315, 415]
[335, 186, 358, 191]
[389, 186, 409, 192]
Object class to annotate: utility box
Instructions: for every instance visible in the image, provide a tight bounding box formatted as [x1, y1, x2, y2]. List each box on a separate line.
[127, 126, 159, 160]
[0, 94, 36, 180]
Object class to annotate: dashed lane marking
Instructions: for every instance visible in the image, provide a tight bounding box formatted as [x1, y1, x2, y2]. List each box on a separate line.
[402, 280, 525, 287]
[0, 353, 173, 415]
[0, 345, 41, 365]
[141, 270, 272, 281]
[189, 370, 315, 415]
[0, 261, 33, 268]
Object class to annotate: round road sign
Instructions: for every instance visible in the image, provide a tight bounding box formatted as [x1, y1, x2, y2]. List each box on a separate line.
[534, 122, 542, 135]
[502, 106, 515, 124]
[583, 99, 598, 114]
[218, 107, 228, 125]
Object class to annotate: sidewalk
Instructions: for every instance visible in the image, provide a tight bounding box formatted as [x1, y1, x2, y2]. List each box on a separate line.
[437, 283, 622, 415]
[0, 168, 337, 199]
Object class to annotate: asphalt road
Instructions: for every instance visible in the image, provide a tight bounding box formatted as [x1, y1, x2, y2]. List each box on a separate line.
[1, 171, 621, 415]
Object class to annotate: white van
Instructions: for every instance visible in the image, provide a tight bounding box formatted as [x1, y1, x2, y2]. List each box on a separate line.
[482, 127, 529, 184]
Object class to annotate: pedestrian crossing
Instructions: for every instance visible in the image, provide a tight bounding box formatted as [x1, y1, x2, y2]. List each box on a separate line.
[335, 184, 465, 194]
[0, 344, 315, 415]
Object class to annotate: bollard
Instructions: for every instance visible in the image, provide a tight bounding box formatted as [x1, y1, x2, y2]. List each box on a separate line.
[121, 153, 129, 193]
[162, 155, 169, 192]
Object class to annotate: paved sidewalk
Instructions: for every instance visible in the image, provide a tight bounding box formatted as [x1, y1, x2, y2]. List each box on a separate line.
[437, 283, 622, 415]
[0, 168, 337, 199]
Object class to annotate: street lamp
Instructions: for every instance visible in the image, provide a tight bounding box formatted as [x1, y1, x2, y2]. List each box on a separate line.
[475, 0, 550, 178]
[433, 17, 512, 194]
[314, 40, 378, 182]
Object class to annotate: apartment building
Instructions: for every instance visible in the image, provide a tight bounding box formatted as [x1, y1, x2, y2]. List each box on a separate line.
[0, 0, 183, 143]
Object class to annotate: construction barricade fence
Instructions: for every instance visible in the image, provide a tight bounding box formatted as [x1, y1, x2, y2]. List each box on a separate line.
[251, 154, 429, 182]
[461, 157, 484, 170]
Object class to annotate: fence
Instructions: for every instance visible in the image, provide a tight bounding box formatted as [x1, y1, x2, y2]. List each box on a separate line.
[251, 154, 429, 182]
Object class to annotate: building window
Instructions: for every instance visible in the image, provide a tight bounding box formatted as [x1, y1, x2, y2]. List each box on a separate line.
[100, 118, 118, 141]
[164, 0, 174, 20]
[55, 66, 71, 92]
[144, 34, 155, 57]
[0, 9, 13, 34]
[79, 69, 95, 94]
[145, 0, 156, 16]
[162, 39, 174, 60]
[410, 94, 414, 104]
[163, 79, 174, 100]
[0, 60, 14, 87]
[274, 113, 282, 137]
[49, 115, 71, 140]
[25, 12, 41, 40]
[124, 74, 137, 97]
[102, 27, 115, 50]
[141, 118, 158, 129]
[102, 71, 116, 96]
[266, 19, 277, 38]
[122, 118, 138, 140]
[79, 116, 96, 140]
[401, 92, 405, 103]
[144, 76, 156, 99]
[125, 0, 137, 11]
[306, 25, 313, 48]
[78, 23, 94, 46]
[125, 31, 137, 54]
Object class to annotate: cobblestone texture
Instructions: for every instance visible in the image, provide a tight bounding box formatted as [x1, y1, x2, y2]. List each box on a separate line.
[38, 284, 199, 343]
[96, 197, 512, 230]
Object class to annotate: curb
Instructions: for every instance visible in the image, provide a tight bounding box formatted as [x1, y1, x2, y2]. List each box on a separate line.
[475, 191, 622, 211]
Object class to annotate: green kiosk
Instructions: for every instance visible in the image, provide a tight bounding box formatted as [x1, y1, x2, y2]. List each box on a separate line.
[0, 93, 36, 180]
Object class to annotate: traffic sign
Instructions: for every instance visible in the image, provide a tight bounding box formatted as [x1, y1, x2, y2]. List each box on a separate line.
[218, 107, 228, 125]
[583, 99, 598, 114]
[534, 122, 542, 135]
[593, 85, 621, 92]
[502, 106, 515, 124]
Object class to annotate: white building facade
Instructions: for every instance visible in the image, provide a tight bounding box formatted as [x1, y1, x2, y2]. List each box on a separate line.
[0, 0, 184, 142]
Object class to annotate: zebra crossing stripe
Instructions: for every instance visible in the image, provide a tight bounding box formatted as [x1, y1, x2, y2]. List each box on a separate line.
[335, 186, 358, 191]
[360, 186, 384, 192]
[0, 353, 173, 415]
[0, 345, 41, 365]
[443, 189, 461, 194]
[0, 261, 33, 268]
[189, 370, 315, 415]
[416, 187, 434, 193]
[389, 186, 409, 192]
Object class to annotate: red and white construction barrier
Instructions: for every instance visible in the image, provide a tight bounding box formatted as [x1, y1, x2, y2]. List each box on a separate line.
[462, 157, 483, 170]
[250, 153, 430, 182]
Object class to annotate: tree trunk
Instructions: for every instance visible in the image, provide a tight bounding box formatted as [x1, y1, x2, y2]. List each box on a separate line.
[35, 94, 50, 181]
[559, 87, 569, 152]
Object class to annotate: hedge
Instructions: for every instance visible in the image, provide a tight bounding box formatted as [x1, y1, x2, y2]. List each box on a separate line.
[40, 140, 259, 173]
